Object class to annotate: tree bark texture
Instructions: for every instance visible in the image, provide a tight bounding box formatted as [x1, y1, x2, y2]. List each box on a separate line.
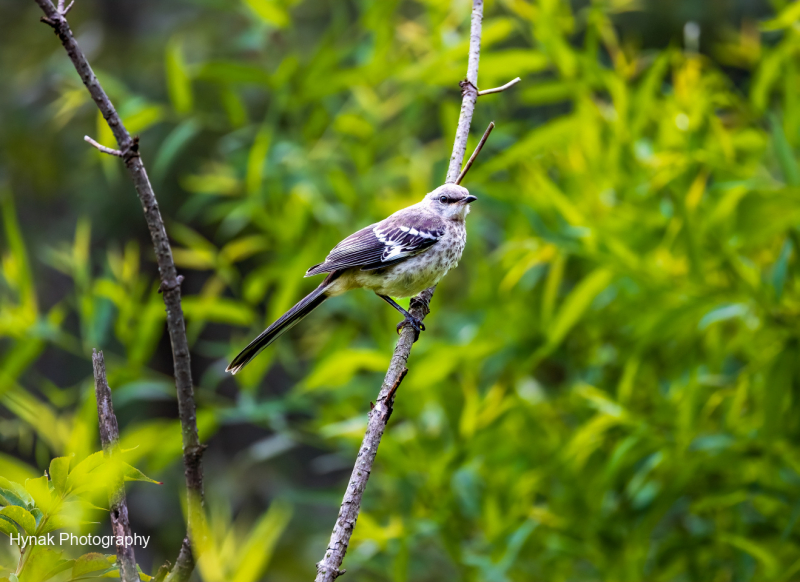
[92, 349, 141, 582]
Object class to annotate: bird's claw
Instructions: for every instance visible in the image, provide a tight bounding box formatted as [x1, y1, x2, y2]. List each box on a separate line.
[396, 315, 425, 340]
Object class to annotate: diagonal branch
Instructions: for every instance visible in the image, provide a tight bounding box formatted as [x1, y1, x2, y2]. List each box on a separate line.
[93, 350, 141, 582]
[31, 2, 204, 580]
[456, 121, 495, 185]
[314, 1, 499, 580]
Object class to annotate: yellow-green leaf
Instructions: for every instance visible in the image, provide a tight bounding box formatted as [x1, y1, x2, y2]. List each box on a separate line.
[242, 0, 289, 27]
[24, 476, 53, 514]
[231, 501, 293, 582]
[48, 457, 71, 495]
[166, 37, 193, 114]
[122, 463, 163, 485]
[0, 506, 36, 536]
[545, 268, 614, 352]
[72, 553, 113, 579]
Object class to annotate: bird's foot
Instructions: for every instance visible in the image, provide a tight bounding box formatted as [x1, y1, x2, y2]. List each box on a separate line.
[396, 315, 425, 340]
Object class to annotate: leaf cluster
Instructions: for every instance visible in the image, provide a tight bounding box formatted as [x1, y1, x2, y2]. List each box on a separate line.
[0, 453, 157, 582]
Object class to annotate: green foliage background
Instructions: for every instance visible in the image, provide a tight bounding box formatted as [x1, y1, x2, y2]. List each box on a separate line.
[1, 0, 800, 580]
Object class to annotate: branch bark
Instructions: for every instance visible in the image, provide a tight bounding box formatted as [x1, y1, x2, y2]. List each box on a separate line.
[32, 3, 204, 580]
[314, 1, 487, 580]
[92, 349, 141, 582]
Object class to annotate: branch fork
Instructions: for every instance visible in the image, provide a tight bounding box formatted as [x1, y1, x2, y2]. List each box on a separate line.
[315, 2, 519, 580]
[85, 135, 141, 161]
[32, 1, 203, 580]
[461, 77, 520, 99]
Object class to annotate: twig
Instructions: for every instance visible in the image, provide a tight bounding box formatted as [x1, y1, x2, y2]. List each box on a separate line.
[456, 121, 495, 185]
[84, 135, 123, 157]
[31, 3, 204, 580]
[314, 1, 498, 580]
[445, 1, 483, 184]
[92, 349, 141, 582]
[478, 76, 521, 96]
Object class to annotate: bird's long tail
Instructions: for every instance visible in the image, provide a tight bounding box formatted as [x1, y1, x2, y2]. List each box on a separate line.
[226, 279, 333, 374]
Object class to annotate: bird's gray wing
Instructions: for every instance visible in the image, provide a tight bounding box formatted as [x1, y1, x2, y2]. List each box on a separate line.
[305, 212, 445, 276]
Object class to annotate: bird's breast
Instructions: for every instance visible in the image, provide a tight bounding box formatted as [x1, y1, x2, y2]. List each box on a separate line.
[355, 227, 466, 298]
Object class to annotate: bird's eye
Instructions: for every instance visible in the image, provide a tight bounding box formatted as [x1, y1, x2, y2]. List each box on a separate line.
[439, 195, 449, 203]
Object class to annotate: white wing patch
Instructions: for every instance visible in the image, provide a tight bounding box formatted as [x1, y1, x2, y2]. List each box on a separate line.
[373, 224, 443, 263]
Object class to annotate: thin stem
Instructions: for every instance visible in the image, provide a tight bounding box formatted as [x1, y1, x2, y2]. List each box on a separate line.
[478, 76, 521, 96]
[314, 1, 497, 580]
[93, 350, 141, 582]
[31, 2, 204, 580]
[456, 121, 495, 185]
[445, 0, 484, 184]
[84, 135, 123, 157]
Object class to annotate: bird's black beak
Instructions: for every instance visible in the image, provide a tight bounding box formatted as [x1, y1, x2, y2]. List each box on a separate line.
[463, 195, 478, 204]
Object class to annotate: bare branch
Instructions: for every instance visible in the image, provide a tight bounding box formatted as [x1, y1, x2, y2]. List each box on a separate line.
[32, 2, 203, 580]
[84, 135, 123, 157]
[93, 349, 141, 582]
[445, 0, 484, 184]
[456, 121, 495, 185]
[478, 76, 521, 96]
[314, 1, 505, 580]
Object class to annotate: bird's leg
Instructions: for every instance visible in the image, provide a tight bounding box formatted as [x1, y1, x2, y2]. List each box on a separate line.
[378, 295, 426, 338]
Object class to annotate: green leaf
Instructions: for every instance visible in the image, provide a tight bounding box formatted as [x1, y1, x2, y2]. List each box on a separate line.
[0, 484, 28, 509]
[64, 451, 105, 494]
[761, 1, 800, 31]
[165, 37, 193, 115]
[194, 61, 271, 85]
[770, 113, 800, 186]
[719, 534, 779, 578]
[122, 463, 163, 486]
[0, 478, 34, 510]
[763, 346, 794, 440]
[71, 553, 114, 579]
[24, 477, 53, 514]
[48, 457, 71, 495]
[538, 268, 614, 358]
[153, 119, 201, 181]
[37, 512, 97, 536]
[771, 238, 793, 301]
[124, 104, 165, 135]
[18, 546, 65, 582]
[39, 558, 74, 582]
[246, 124, 271, 197]
[231, 501, 293, 582]
[0, 506, 36, 536]
[30, 508, 43, 530]
[242, 0, 290, 27]
[304, 349, 388, 390]
[0, 516, 21, 538]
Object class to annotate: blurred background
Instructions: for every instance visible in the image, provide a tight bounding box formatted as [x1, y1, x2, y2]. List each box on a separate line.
[1, 0, 799, 579]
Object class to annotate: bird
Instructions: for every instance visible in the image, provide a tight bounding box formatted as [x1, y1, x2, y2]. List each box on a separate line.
[226, 183, 477, 374]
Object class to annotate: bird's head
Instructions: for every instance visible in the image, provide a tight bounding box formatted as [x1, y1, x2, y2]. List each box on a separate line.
[423, 184, 477, 221]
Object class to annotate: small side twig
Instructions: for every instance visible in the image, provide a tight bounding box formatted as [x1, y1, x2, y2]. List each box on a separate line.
[314, 1, 500, 578]
[84, 135, 123, 157]
[92, 349, 141, 582]
[456, 121, 495, 185]
[478, 76, 521, 96]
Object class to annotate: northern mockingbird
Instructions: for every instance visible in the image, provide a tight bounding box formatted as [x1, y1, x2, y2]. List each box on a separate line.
[226, 184, 477, 374]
